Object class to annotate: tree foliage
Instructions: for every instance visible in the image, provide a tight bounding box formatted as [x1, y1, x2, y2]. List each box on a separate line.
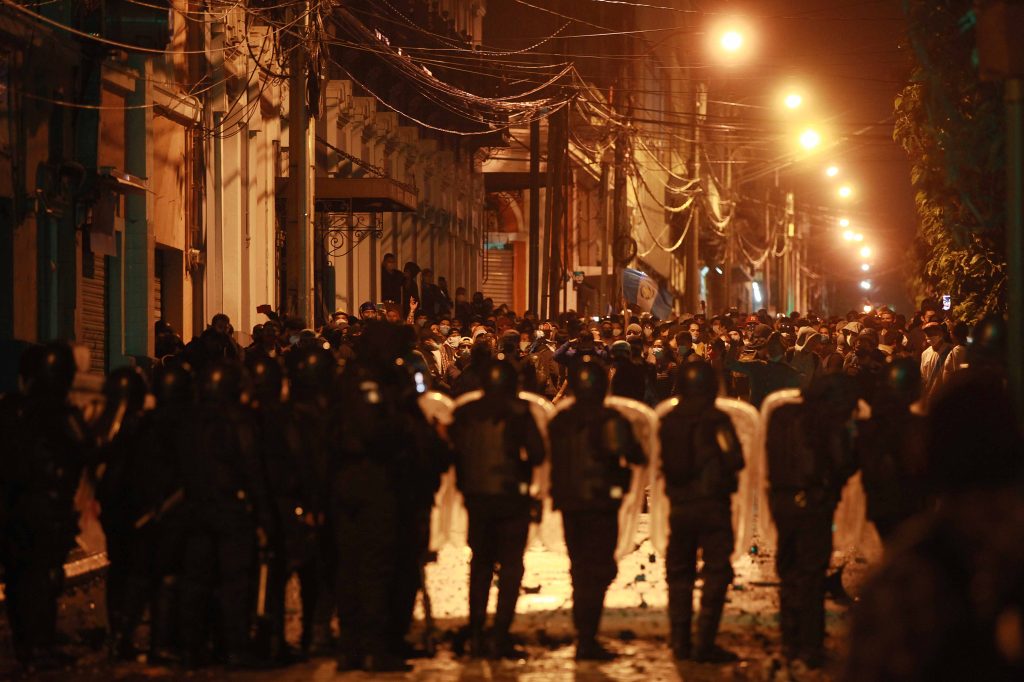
[893, 0, 1006, 322]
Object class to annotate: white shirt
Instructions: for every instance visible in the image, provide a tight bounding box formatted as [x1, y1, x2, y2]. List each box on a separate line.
[921, 341, 952, 406]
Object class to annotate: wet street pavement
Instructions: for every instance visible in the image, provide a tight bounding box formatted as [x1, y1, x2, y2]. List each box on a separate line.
[0, 519, 864, 681]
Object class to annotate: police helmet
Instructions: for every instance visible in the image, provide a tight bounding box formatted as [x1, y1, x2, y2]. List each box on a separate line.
[570, 361, 608, 406]
[880, 357, 921, 407]
[482, 359, 518, 399]
[25, 341, 76, 400]
[103, 366, 148, 415]
[198, 360, 244, 405]
[674, 361, 719, 405]
[968, 315, 1007, 368]
[152, 363, 193, 408]
[287, 348, 336, 400]
[248, 356, 283, 405]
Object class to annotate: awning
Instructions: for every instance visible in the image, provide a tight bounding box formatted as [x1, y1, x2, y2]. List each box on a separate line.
[275, 176, 418, 213]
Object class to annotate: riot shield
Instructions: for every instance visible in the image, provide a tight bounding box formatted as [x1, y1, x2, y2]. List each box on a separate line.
[650, 397, 761, 561]
[756, 389, 881, 561]
[431, 390, 553, 549]
[418, 391, 456, 552]
[536, 396, 658, 561]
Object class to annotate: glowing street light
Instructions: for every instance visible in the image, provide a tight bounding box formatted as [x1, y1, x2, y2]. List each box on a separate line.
[842, 230, 855, 241]
[784, 92, 803, 110]
[720, 30, 744, 53]
[853, 232, 864, 242]
[825, 165, 840, 177]
[799, 128, 822, 151]
[861, 263, 870, 272]
[838, 217, 850, 227]
[863, 304, 873, 314]
[860, 246, 872, 259]
[838, 184, 854, 199]
[860, 280, 873, 291]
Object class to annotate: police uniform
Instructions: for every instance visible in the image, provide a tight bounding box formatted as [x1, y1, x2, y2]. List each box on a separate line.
[449, 360, 546, 659]
[0, 343, 89, 670]
[659, 364, 744, 662]
[548, 362, 645, 660]
[177, 361, 271, 667]
[766, 375, 858, 668]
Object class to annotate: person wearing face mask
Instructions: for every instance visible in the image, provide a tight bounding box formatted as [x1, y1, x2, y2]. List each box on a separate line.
[725, 326, 801, 408]
[528, 324, 560, 399]
[438, 318, 452, 338]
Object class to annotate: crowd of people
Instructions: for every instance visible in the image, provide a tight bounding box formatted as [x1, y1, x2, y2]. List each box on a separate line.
[1, 255, 1022, 679]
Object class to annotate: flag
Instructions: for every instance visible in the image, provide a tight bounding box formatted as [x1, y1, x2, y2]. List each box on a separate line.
[622, 268, 674, 319]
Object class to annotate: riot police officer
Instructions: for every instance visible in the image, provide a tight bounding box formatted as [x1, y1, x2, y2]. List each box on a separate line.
[330, 322, 447, 673]
[767, 374, 858, 669]
[860, 358, 930, 542]
[177, 360, 271, 668]
[284, 349, 336, 655]
[93, 366, 150, 660]
[659, 362, 744, 663]
[0, 342, 89, 671]
[449, 359, 546, 659]
[247, 355, 310, 663]
[136, 362, 193, 663]
[548, 361, 645, 660]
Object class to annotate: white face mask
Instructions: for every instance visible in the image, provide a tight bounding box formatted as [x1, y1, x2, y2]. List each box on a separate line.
[447, 337, 461, 348]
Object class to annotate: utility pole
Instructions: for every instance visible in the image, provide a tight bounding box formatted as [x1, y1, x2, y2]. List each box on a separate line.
[546, 106, 567, 319]
[286, 1, 314, 324]
[529, 118, 541, 315]
[687, 82, 707, 314]
[598, 159, 610, 318]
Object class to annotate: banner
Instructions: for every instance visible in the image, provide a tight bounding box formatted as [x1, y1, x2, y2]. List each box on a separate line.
[622, 268, 674, 319]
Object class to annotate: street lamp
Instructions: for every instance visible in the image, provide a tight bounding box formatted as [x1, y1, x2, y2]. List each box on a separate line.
[825, 165, 839, 177]
[861, 263, 870, 272]
[860, 246, 872, 258]
[784, 92, 803, 109]
[799, 128, 822, 150]
[860, 279, 872, 290]
[838, 217, 850, 227]
[842, 230, 855, 241]
[838, 184, 854, 199]
[720, 30, 744, 52]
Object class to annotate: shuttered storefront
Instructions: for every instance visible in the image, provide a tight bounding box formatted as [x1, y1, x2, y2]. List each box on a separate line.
[80, 255, 107, 375]
[480, 247, 514, 308]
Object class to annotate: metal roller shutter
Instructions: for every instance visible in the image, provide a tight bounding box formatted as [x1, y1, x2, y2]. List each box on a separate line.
[480, 248, 514, 309]
[80, 255, 107, 375]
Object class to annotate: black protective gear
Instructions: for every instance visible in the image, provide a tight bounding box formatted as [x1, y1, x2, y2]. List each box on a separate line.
[569, 361, 608, 407]
[0, 358, 89, 667]
[548, 405, 643, 512]
[659, 401, 742, 659]
[666, 499, 734, 659]
[286, 348, 336, 402]
[879, 357, 921, 408]
[450, 391, 546, 647]
[673, 361, 720, 407]
[152, 363, 193, 408]
[481, 359, 519, 400]
[968, 314, 1007, 368]
[248, 355, 284, 408]
[766, 380, 858, 664]
[197, 360, 244, 405]
[450, 395, 544, 498]
[659, 405, 744, 503]
[103, 367, 148, 415]
[24, 341, 76, 401]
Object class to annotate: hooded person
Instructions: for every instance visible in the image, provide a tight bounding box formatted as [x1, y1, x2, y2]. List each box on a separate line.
[545, 361, 648, 660]
[726, 328, 801, 408]
[786, 327, 823, 390]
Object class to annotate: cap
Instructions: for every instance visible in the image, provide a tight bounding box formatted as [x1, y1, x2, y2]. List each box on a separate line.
[794, 326, 822, 352]
[626, 323, 643, 336]
[359, 301, 376, 313]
